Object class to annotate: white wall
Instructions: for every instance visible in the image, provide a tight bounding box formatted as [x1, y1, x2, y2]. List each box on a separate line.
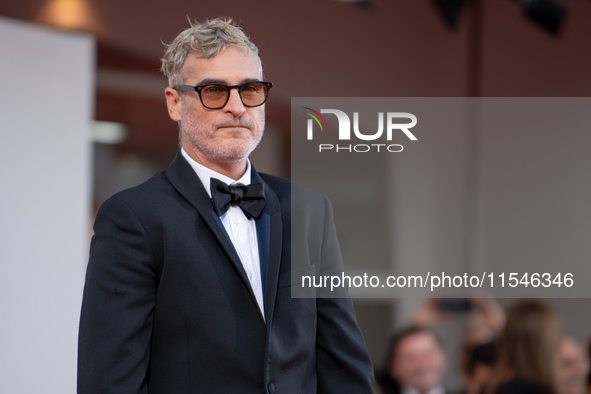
[0, 17, 94, 393]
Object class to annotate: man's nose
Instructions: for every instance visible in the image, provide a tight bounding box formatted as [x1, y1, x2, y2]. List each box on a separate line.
[223, 88, 246, 117]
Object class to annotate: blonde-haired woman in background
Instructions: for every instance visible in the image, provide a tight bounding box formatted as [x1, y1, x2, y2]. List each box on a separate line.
[485, 299, 563, 394]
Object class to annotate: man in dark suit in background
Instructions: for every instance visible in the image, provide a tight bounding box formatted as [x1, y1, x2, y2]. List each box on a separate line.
[77, 17, 374, 393]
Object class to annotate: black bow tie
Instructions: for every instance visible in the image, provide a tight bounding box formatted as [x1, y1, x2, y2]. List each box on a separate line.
[210, 177, 266, 220]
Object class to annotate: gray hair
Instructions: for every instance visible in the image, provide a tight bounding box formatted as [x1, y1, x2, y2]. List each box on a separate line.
[161, 17, 261, 87]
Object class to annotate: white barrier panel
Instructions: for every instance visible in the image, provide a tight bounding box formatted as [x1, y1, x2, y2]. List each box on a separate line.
[0, 17, 94, 393]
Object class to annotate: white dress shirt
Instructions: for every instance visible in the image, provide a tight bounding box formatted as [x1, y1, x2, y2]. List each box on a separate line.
[181, 148, 265, 319]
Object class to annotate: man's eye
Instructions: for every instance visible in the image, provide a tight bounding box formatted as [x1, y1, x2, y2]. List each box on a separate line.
[203, 85, 225, 94]
[242, 84, 260, 93]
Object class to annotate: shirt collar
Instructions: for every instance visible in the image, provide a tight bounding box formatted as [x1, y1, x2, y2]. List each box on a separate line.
[181, 148, 251, 198]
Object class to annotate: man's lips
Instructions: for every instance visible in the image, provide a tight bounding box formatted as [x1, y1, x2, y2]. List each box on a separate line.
[218, 124, 250, 131]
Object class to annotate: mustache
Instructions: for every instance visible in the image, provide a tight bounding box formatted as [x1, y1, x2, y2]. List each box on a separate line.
[215, 117, 254, 130]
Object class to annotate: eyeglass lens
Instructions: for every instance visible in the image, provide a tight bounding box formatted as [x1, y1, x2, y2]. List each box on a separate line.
[201, 82, 268, 108]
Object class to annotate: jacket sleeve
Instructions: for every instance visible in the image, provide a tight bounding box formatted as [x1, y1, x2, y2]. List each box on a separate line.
[315, 196, 375, 393]
[77, 197, 156, 394]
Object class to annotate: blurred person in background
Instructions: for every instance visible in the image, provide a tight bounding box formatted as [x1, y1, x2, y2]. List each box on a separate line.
[375, 326, 449, 394]
[560, 337, 588, 394]
[376, 297, 505, 394]
[458, 340, 497, 394]
[484, 299, 563, 394]
[457, 298, 503, 394]
[410, 297, 505, 394]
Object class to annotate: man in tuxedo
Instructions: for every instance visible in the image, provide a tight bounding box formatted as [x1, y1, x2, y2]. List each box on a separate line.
[77, 17, 374, 393]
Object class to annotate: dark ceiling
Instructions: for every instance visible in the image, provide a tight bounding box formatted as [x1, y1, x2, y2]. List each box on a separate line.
[3, 1, 590, 97]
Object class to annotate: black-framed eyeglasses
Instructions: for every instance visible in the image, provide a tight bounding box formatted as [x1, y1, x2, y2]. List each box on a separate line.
[174, 81, 273, 109]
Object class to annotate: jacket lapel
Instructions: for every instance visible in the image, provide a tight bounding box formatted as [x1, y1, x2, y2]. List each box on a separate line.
[164, 150, 283, 325]
[164, 151, 259, 313]
[255, 213, 270, 303]
[251, 170, 283, 323]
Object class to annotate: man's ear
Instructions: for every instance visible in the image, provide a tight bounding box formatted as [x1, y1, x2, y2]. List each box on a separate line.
[165, 87, 182, 122]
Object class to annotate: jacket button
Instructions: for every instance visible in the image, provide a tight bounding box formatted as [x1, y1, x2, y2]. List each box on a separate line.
[268, 382, 276, 393]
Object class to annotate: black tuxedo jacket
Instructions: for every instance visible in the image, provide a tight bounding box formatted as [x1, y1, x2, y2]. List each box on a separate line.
[78, 150, 374, 394]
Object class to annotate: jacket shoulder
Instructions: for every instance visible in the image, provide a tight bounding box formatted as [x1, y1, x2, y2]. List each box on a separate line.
[97, 170, 178, 219]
